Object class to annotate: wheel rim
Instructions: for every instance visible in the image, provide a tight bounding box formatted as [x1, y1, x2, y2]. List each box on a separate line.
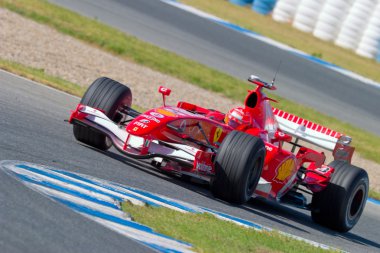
[105, 136, 112, 148]
[347, 184, 365, 221]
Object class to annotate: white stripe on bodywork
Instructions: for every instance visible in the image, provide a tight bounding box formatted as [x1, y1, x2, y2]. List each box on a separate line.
[275, 115, 338, 150]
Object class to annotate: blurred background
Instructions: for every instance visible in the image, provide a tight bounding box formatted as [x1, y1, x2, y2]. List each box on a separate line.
[231, 0, 380, 61]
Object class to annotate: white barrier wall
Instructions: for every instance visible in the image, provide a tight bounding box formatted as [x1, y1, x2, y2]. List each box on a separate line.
[292, 0, 325, 33]
[269, 0, 380, 60]
[356, 2, 380, 58]
[313, 0, 353, 41]
[272, 0, 301, 23]
[272, 0, 380, 59]
[335, 0, 377, 50]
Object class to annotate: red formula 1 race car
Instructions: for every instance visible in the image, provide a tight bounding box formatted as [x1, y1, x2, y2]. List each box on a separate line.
[69, 75, 369, 232]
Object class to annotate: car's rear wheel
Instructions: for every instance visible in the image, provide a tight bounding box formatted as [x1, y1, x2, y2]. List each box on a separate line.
[211, 131, 265, 204]
[73, 77, 132, 150]
[311, 160, 369, 232]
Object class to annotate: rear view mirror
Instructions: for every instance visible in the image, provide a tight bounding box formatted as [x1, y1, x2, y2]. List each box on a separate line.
[158, 86, 171, 106]
[158, 86, 171, 96]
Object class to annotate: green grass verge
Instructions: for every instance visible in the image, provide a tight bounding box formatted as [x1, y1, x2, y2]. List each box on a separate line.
[0, 0, 243, 99]
[0, 58, 86, 97]
[1, 0, 379, 165]
[369, 189, 380, 201]
[122, 202, 334, 253]
[0, 58, 147, 113]
[182, 0, 380, 83]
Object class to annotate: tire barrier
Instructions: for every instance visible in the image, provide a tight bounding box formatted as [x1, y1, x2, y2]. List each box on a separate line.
[335, 0, 376, 50]
[229, 0, 254, 6]
[313, 0, 352, 41]
[232, 0, 380, 61]
[272, 0, 301, 23]
[356, 2, 380, 58]
[293, 0, 325, 33]
[252, 0, 277, 15]
[269, 0, 380, 61]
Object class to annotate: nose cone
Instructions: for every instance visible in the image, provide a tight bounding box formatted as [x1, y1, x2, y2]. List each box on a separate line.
[126, 108, 178, 136]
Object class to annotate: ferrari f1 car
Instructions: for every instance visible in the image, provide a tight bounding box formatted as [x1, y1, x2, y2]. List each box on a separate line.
[69, 75, 369, 232]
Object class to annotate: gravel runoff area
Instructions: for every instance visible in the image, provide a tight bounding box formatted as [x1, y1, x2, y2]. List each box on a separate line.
[1, 8, 379, 192]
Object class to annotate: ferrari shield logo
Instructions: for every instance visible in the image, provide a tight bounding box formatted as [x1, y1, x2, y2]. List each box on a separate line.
[213, 127, 223, 143]
[274, 158, 295, 182]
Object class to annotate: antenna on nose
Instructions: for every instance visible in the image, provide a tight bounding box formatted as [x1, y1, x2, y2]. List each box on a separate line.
[271, 60, 282, 87]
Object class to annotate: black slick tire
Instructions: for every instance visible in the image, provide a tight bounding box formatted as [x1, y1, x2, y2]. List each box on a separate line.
[73, 77, 132, 150]
[211, 131, 265, 204]
[311, 160, 369, 232]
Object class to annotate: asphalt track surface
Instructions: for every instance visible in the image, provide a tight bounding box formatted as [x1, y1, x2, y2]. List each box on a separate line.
[1, 71, 380, 252]
[48, 0, 380, 136]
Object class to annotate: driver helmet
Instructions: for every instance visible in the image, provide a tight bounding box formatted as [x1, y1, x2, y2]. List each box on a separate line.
[225, 107, 251, 129]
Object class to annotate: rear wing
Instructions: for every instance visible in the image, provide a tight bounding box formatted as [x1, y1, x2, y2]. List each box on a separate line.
[272, 108, 350, 151]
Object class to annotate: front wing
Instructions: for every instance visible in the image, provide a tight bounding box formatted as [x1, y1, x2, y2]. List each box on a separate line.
[69, 105, 196, 167]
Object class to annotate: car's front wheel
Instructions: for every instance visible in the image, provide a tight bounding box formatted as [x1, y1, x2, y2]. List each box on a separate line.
[311, 160, 369, 232]
[211, 131, 265, 204]
[73, 77, 132, 150]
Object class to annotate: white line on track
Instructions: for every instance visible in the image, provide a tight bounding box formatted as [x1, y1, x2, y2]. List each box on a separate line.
[1, 160, 347, 252]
